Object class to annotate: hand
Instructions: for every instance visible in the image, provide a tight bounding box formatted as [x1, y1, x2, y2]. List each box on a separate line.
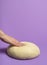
[11, 41, 24, 47]
[0, 30, 24, 47]
[0, 30, 5, 38]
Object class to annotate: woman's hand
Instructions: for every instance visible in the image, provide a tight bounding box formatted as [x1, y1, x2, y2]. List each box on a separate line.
[0, 30, 24, 46]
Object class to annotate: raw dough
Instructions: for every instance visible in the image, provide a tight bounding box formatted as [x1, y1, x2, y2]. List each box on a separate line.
[7, 41, 40, 59]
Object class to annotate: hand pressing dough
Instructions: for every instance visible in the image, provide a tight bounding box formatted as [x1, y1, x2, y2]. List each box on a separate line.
[7, 42, 40, 59]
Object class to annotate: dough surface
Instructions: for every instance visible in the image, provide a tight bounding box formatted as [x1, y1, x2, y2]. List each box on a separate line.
[7, 41, 40, 59]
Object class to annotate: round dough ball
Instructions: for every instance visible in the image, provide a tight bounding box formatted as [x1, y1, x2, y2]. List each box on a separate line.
[7, 41, 40, 59]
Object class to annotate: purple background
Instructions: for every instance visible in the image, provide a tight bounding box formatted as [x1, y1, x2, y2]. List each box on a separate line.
[0, 0, 47, 65]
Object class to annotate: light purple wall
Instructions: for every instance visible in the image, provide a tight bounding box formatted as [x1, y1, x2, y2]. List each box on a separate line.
[0, 0, 1, 27]
[0, 0, 47, 65]
[1, 0, 47, 42]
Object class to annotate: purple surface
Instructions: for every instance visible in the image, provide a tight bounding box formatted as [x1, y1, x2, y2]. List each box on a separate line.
[0, 0, 47, 65]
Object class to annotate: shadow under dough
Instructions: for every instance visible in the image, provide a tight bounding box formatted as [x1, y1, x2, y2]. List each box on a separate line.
[0, 48, 7, 54]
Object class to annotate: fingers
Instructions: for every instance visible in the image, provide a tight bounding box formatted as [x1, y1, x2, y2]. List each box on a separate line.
[0, 30, 5, 38]
[0, 30, 5, 35]
[0, 30, 24, 47]
[12, 42, 24, 47]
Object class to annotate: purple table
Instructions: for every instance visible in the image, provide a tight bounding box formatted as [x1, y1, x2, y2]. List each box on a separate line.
[0, 0, 47, 65]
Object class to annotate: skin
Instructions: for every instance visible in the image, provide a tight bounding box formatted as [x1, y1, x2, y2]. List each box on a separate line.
[0, 30, 24, 46]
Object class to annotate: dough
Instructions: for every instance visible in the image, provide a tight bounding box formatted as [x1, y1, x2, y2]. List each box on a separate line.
[7, 41, 40, 59]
